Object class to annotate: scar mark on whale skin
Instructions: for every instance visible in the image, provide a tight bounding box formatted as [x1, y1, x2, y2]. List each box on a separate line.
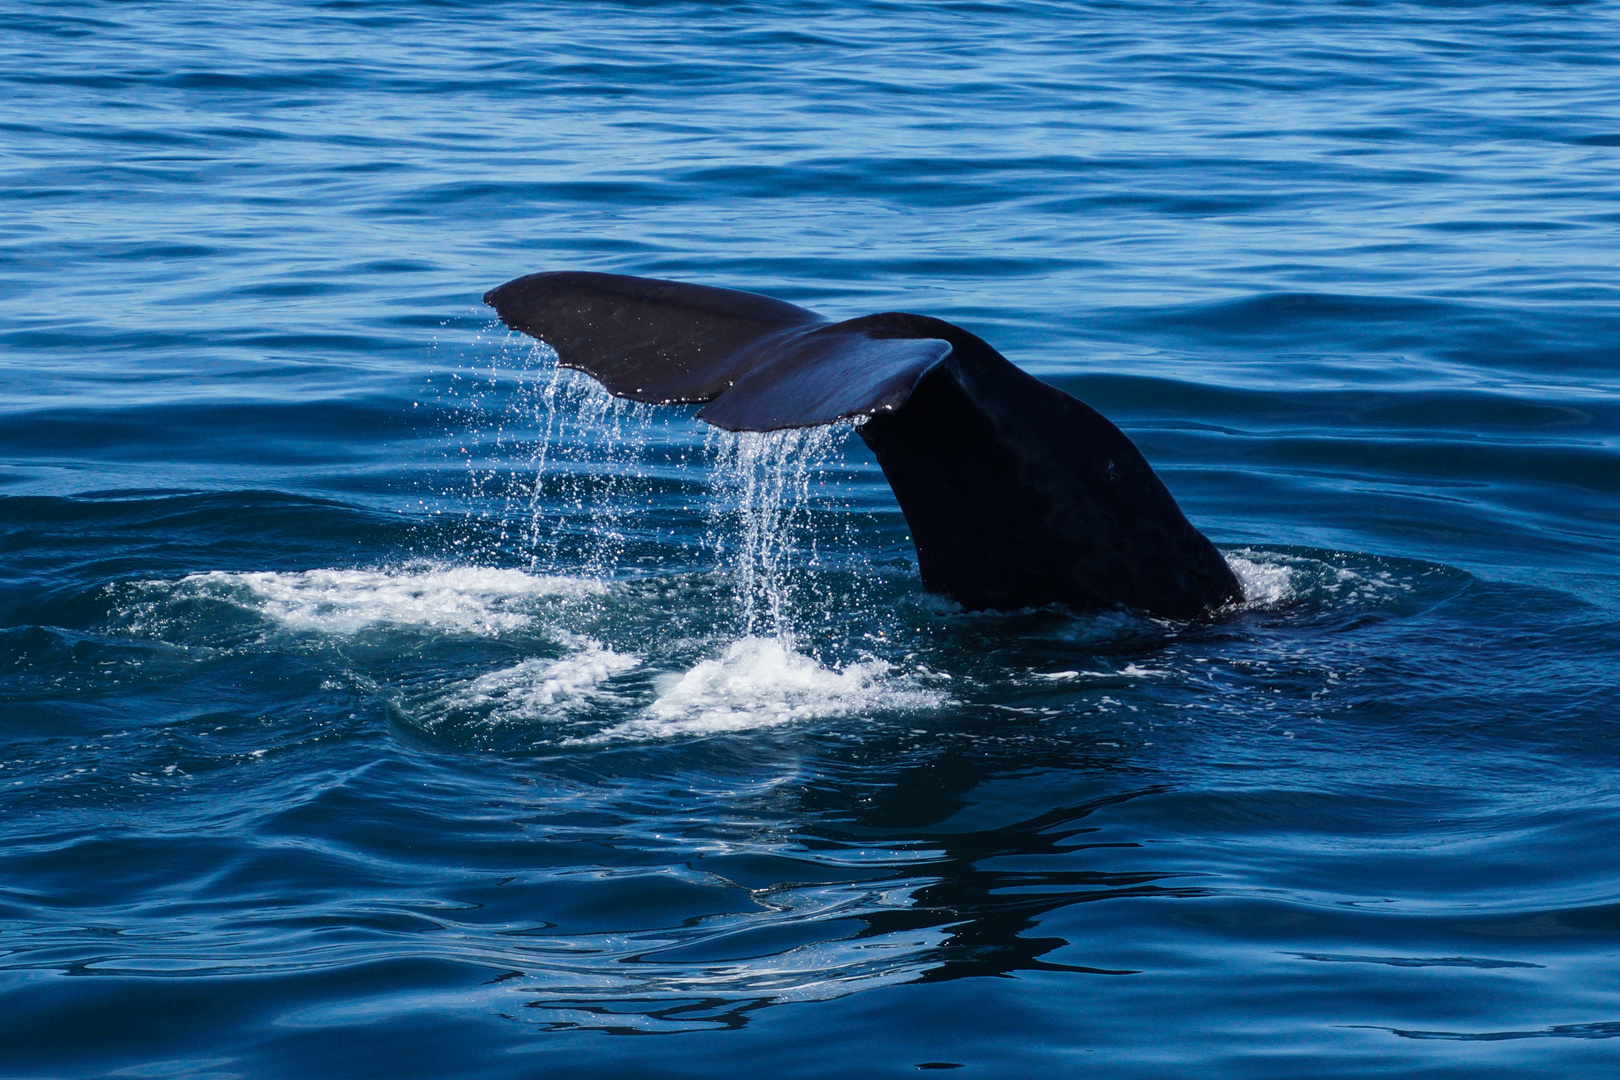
[484, 270, 1242, 619]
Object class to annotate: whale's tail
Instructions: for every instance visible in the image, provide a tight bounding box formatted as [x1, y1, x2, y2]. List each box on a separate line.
[484, 271, 1242, 618]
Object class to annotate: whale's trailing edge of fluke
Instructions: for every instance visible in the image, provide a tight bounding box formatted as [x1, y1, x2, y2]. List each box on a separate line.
[484, 271, 1243, 618]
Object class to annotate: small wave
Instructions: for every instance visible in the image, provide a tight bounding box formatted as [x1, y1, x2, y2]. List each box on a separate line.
[587, 636, 948, 742]
[173, 565, 602, 635]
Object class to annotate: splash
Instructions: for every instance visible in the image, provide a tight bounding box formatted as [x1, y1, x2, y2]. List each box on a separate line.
[465, 337, 855, 639]
[440, 353, 946, 743]
[545, 369, 661, 578]
[1226, 552, 1297, 608]
[585, 636, 947, 742]
[455, 337, 669, 576]
[706, 426, 842, 638]
[511, 354, 661, 577]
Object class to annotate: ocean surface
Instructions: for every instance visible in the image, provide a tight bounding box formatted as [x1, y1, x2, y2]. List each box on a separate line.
[3, 1, 1620, 1076]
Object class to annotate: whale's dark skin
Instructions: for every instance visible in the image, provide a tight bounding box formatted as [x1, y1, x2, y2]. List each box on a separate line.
[484, 271, 1243, 618]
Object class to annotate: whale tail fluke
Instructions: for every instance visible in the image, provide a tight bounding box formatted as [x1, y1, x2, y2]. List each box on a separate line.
[485, 270, 1242, 617]
[484, 271, 951, 431]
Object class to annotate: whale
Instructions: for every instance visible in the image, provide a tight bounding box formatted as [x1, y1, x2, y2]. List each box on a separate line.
[484, 271, 1242, 618]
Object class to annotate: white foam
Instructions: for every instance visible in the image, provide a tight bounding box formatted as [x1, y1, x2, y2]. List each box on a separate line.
[458, 636, 640, 720]
[1226, 552, 1296, 608]
[588, 636, 947, 741]
[1036, 664, 1165, 682]
[180, 565, 602, 635]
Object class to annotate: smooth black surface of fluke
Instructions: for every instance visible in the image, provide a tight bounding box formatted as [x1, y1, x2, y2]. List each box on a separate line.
[484, 271, 1243, 617]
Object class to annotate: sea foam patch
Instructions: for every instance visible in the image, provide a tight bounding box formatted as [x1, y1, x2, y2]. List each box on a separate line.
[176, 565, 602, 635]
[587, 636, 948, 742]
[458, 636, 640, 721]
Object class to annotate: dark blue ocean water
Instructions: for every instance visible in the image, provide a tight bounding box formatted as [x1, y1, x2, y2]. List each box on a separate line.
[4, 1, 1620, 1076]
